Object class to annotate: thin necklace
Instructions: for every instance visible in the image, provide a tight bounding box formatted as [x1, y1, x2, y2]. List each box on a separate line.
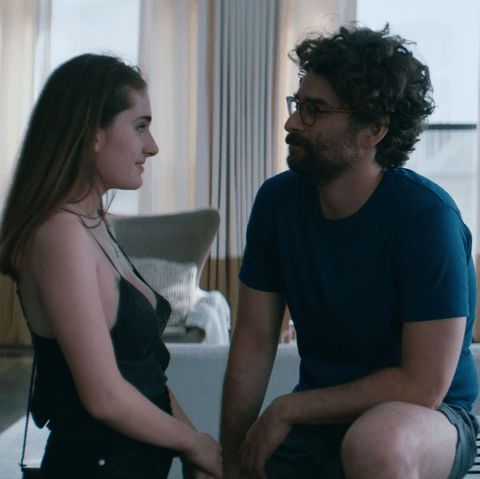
[74, 204, 121, 259]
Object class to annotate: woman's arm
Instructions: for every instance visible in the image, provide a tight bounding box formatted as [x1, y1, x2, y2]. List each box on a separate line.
[168, 386, 220, 479]
[29, 214, 221, 477]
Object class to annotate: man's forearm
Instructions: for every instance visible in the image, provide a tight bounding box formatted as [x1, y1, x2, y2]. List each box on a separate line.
[221, 285, 286, 477]
[275, 365, 441, 427]
[220, 341, 278, 472]
[220, 370, 265, 463]
[276, 317, 463, 427]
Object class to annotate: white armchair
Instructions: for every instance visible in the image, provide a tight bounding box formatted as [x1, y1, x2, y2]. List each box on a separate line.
[111, 209, 230, 344]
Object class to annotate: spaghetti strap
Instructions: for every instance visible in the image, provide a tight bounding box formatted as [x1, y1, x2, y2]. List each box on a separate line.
[61, 209, 156, 296]
[59, 207, 123, 277]
[83, 225, 124, 277]
[85, 219, 157, 298]
[105, 225, 154, 287]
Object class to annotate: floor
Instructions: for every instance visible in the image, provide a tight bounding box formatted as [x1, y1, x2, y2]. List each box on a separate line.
[0, 347, 32, 434]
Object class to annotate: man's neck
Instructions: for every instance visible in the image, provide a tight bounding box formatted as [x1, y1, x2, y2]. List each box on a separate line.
[318, 161, 385, 220]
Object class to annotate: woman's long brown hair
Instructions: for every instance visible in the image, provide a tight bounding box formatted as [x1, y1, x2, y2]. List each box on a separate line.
[0, 54, 146, 281]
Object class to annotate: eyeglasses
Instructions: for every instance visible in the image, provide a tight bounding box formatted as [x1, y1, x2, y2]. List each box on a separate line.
[286, 96, 356, 127]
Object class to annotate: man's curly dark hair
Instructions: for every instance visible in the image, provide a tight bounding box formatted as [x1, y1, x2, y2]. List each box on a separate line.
[290, 25, 435, 169]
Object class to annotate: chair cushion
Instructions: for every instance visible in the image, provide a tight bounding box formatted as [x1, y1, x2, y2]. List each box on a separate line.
[129, 257, 198, 329]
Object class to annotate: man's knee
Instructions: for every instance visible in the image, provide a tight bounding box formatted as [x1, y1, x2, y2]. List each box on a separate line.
[341, 402, 424, 479]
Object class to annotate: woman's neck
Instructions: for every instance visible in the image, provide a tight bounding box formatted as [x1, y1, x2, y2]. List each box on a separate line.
[65, 192, 103, 219]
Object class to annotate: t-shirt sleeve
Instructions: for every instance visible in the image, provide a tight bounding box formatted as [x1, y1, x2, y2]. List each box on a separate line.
[394, 204, 473, 322]
[238, 181, 283, 292]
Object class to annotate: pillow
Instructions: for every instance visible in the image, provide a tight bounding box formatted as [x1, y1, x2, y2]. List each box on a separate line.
[129, 257, 198, 328]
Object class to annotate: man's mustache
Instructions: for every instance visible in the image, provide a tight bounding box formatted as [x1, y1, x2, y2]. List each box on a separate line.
[285, 133, 311, 149]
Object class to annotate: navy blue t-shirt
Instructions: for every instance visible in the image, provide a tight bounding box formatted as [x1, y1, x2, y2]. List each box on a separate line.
[239, 168, 478, 411]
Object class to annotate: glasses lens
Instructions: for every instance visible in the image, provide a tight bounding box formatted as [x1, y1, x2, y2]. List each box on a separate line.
[286, 97, 315, 126]
[301, 105, 315, 126]
[287, 97, 296, 116]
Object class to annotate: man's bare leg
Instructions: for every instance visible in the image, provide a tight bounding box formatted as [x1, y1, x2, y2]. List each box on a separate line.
[341, 401, 458, 479]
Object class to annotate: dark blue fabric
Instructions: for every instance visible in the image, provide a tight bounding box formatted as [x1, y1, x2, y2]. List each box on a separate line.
[239, 168, 478, 411]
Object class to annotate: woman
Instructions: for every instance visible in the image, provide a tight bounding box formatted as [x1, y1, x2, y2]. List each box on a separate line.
[0, 54, 221, 479]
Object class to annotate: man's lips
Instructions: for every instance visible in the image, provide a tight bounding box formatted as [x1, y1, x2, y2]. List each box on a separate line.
[285, 133, 310, 148]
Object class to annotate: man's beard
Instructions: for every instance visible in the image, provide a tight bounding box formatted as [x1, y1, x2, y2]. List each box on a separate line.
[286, 131, 359, 187]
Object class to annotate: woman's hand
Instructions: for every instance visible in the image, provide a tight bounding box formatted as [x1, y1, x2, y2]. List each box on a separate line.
[182, 431, 222, 479]
[182, 459, 219, 479]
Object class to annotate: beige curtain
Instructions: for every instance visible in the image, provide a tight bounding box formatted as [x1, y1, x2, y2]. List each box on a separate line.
[195, 0, 286, 322]
[0, 0, 51, 346]
[138, 0, 198, 214]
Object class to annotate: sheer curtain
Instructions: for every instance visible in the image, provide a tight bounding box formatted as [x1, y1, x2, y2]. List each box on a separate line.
[0, 0, 51, 345]
[0, 0, 51, 213]
[138, 0, 196, 214]
[194, 0, 286, 319]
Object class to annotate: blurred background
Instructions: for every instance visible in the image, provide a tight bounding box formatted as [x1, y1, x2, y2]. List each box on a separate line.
[1, 0, 479, 343]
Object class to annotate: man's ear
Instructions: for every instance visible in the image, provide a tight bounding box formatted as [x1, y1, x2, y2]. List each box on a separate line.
[358, 118, 389, 149]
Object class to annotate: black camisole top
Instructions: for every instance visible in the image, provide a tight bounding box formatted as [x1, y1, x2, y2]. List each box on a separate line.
[28, 228, 172, 443]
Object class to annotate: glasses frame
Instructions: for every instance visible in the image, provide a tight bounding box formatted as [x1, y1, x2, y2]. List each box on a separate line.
[286, 96, 356, 127]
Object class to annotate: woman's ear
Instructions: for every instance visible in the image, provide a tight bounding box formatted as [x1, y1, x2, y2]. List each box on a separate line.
[94, 129, 106, 153]
[358, 118, 389, 149]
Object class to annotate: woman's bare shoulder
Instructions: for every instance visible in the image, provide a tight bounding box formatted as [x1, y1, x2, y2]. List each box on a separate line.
[30, 210, 96, 274]
[36, 209, 84, 238]
[34, 210, 92, 248]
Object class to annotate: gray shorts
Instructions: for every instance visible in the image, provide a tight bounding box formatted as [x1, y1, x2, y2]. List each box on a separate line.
[264, 403, 479, 479]
[437, 403, 479, 479]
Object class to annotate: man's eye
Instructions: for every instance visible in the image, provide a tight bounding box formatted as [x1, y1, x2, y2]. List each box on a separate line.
[302, 103, 321, 116]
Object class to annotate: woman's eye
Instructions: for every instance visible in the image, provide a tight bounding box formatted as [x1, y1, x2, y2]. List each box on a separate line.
[137, 124, 147, 132]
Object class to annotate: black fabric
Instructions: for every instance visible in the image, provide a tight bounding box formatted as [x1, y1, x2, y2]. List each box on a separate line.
[26, 226, 175, 477]
[30, 279, 172, 442]
[265, 423, 350, 479]
[22, 466, 44, 478]
[40, 430, 175, 479]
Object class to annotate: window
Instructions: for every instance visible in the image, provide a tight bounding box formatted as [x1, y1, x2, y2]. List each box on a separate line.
[357, 0, 480, 255]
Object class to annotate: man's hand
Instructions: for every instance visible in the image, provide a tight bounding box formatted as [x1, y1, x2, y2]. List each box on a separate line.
[239, 396, 292, 479]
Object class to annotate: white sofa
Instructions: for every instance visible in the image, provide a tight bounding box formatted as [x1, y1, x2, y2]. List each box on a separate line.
[2, 343, 480, 479]
[166, 342, 480, 479]
[165, 343, 300, 478]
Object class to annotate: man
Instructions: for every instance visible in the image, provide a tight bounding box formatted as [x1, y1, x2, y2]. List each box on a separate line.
[220, 25, 479, 479]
